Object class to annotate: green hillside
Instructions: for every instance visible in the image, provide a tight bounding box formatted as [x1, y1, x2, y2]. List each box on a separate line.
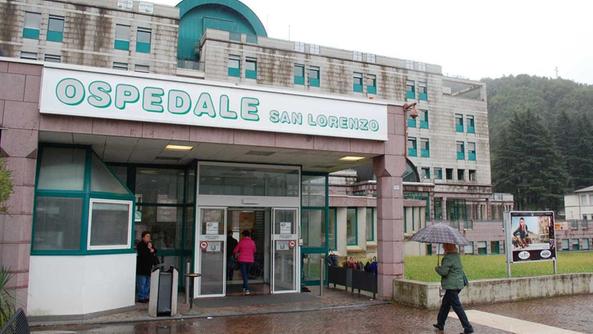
[484, 75, 593, 211]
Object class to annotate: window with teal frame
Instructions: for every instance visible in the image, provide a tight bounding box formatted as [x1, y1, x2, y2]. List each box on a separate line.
[347, 208, 358, 245]
[418, 81, 428, 101]
[294, 64, 305, 85]
[329, 208, 337, 250]
[366, 208, 374, 242]
[406, 80, 415, 100]
[420, 109, 429, 129]
[367, 74, 377, 95]
[456, 141, 465, 160]
[408, 137, 417, 157]
[245, 57, 257, 79]
[434, 167, 443, 180]
[407, 114, 417, 128]
[136, 27, 152, 53]
[467, 115, 475, 133]
[455, 114, 464, 133]
[420, 138, 430, 158]
[228, 55, 241, 77]
[468, 142, 476, 161]
[353, 72, 363, 93]
[308, 66, 320, 87]
[32, 145, 135, 255]
[47, 16, 64, 42]
[114, 24, 130, 50]
[23, 12, 41, 39]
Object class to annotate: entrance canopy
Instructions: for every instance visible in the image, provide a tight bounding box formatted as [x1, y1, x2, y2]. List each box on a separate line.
[39, 131, 381, 173]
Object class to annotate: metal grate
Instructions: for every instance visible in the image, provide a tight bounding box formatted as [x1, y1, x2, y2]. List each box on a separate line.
[0, 308, 29, 334]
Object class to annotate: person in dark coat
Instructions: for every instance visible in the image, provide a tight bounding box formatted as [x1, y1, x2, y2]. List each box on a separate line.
[136, 231, 158, 303]
[226, 231, 238, 280]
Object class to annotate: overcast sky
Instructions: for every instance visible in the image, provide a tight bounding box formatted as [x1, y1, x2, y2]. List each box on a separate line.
[152, 0, 593, 84]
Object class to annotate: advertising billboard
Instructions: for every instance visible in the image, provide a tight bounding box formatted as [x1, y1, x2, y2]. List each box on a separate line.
[507, 211, 556, 262]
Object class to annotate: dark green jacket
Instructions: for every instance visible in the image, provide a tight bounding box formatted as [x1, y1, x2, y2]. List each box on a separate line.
[435, 252, 465, 290]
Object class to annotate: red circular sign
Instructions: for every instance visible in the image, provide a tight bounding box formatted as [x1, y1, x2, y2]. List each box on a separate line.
[200, 241, 208, 250]
[289, 240, 296, 248]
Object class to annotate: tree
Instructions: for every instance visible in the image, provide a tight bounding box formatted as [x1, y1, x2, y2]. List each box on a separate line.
[493, 111, 568, 210]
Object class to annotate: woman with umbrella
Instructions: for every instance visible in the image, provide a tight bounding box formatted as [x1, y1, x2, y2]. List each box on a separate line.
[410, 223, 473, 333]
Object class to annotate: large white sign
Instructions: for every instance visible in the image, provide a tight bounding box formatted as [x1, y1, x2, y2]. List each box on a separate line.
[40, 67, 388, 141]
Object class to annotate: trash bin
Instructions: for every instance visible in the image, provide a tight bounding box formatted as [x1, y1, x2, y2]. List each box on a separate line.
[148, 265, 178, 317]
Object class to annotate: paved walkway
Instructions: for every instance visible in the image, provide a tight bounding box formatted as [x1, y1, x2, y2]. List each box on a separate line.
[30, 293, 593, 333]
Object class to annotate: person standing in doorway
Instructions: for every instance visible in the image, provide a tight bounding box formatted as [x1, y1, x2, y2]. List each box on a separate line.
[233, 230, 256, 295]
[433, 243, 473, 334]
[226, 231, 238, 281]
[136, 231, 159, 303]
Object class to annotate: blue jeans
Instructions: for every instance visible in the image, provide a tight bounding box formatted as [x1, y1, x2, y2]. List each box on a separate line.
[239, 262, 251, 290]
[136, 275, 150, 301]
[437, 289, 473, 333]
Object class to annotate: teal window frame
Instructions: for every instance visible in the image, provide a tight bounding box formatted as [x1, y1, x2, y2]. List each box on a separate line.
[294, 64, 305, 85]
[227, 55, 241, 77]
[406, 80, 415, 100]
[308, 66, 320, 87]
[467, 115, 475, 133]
[420, 138, 430, 158]
[468, 142, 476, 161]
[456, 141, 465, 160]
[353, 72, 363, 93]
[301, 172, 329, 286]
[455, 114, 464, 133]
[407, 115, 417, 128]
[408, 137, 417, 157]
[366, 207, 374, 242]
[245, 57, 257, 79]
[346, 208, 358, 246]
[23, 12, 41, 40]
[31, 145, 136, 256]
[367, 74, 377, 95]
[421, 167, 431, 179]
[47, 15, 64, 42]
[434, 167, 443, 180]
[420, 109, 429, 129]
[136, 27, 152, 53]
[114, 24, 130, 51]
[418, 82, 428, 101]
[329, 207, 337, 250]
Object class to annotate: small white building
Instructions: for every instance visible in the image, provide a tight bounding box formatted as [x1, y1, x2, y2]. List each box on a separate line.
[564, 185, 593, 221]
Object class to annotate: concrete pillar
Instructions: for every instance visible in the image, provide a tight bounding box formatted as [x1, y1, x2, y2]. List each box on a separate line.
[336, 208, 347, 257]
[442, 197, 447, 221]
[374, 105, 406, 300]
[358, 207, 367, 250]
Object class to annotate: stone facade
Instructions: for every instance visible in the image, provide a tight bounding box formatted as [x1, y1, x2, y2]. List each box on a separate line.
[0, 0, 179, 74]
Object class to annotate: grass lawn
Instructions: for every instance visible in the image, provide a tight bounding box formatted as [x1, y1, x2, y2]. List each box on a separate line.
[404, 251, 593, 282]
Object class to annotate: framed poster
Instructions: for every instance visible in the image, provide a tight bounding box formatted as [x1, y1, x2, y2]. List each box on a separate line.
[507, 211, 556, 263]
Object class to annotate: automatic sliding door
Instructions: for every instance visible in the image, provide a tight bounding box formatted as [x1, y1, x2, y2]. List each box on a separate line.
[271, 208, 298, 293]
[197, 207, 226, 297]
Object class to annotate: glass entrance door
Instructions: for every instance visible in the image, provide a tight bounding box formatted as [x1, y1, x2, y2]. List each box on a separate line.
[197, 207, 226, 297]
[271, 208, 299, 293]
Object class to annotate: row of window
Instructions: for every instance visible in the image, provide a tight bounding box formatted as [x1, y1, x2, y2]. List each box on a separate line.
[407, 109, 430, 129]
[407, 138, 476, 161]
[420, 167, 477, 182]
[406, 80, 428, 101]
[20, 51, 151, 73]
[455, 114, 476, 133]
[560, 238, 591, 251]
[227, 57, 421, 97]
[22, 12, 152, 53]
[407, 137, 431, 158]
[325, 207, 375, 250]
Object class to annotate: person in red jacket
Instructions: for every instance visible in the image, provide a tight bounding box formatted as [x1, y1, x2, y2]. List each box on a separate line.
[233, 230, 257, 295]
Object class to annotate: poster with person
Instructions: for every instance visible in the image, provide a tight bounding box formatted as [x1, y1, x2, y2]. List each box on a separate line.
[507, 211, 556, 262]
